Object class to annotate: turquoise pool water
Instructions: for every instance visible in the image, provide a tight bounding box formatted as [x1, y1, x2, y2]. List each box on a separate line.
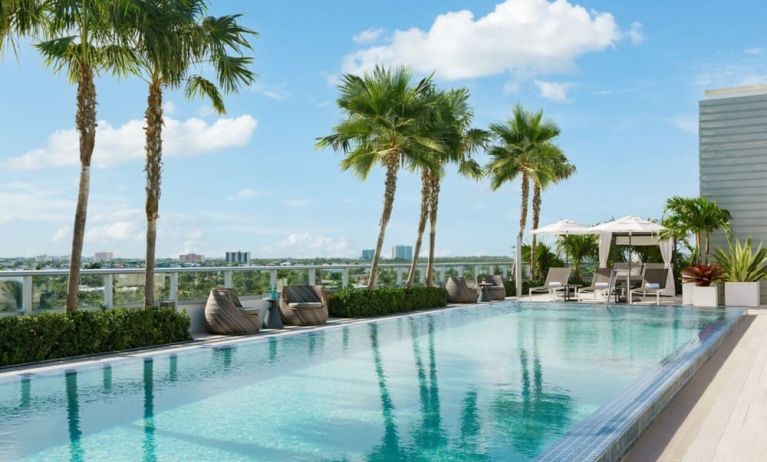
[0, 303, 740, 461]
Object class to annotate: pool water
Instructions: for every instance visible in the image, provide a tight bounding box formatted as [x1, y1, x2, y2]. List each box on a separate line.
[0, 303, 740, 461]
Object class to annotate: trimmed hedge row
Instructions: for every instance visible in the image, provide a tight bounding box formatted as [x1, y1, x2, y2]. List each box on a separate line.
[328, 286, 448, 318]
[0, 308, 191, 367]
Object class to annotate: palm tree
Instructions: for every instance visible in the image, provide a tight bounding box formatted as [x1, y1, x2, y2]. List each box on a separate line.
[486, 106, 561, 278]
[128, 1, 255, 307]
[529, 146, 575, 279]
[37, 1, 137, 312]
[317, 66, 440, 289]
[406, 88, 486, 288]
[661, 196, 731, 263]
[1, 0, 45, 54]
[556, 234, 597, 281]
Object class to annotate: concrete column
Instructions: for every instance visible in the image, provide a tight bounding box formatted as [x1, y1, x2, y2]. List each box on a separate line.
[395, 268, 403, 286]
[224, 271, 233, 288]
[419, 266, 425, 284]
[169, 273, 179, 305]
[22, 275, 32, 314]
[308, 268, 316, 285]
[269, 270, 278, 291]
[342, 269, 350, 287]
[103, 274, 113, 309]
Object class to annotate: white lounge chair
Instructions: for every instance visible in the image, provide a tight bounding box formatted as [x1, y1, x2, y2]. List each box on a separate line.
[529, 267, 571, 301]
[630, 268, 669, 304]
[578, 268, 613, 301]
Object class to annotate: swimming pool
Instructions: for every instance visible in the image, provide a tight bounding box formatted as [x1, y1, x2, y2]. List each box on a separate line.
[0, 302, 743, 461]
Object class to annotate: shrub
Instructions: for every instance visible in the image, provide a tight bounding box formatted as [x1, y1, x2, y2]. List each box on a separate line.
[681, 263, 724, 287]
[712, 237, 767, 282]
[0, 308, 191, 367]
[503, 280, 540, 297]
[328, 286, 447, 318]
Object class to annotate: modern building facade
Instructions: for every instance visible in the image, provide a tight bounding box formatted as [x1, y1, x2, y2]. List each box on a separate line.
[179, 253, 205, 264]
[360, 249, 375, 260]
[225, 251, 251, 264]
[391, 245, 413, 261]
[699, 85, 767, 303]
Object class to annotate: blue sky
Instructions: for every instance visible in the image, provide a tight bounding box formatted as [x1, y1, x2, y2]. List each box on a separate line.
[1, 0, 766, 259]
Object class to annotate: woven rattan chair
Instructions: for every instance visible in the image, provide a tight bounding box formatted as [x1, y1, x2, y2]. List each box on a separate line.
[445, 276, 479, 304]
[476, 275, 507, 301]
[279, 285, 328, 326]
[204, 288, 261, 335]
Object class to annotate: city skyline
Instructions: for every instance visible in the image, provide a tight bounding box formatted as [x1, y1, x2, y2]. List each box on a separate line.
[2, 0, 766, 259]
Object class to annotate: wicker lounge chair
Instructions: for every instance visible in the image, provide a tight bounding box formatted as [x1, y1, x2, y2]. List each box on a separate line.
[630, 268, 669, 304]
[445, 276, 479, 304]
[279, 285, 328, 326]
[578, 268, 613, 301]
[528, 267, 571, 301]
[204, 288, 261, 335]
[476, 275, 507, 301]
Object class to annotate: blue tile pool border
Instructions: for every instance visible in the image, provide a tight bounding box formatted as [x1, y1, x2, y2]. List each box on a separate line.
[536, 306, 746, 462]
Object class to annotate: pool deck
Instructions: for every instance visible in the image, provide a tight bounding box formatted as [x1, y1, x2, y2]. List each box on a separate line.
[624, 307, 767, 462]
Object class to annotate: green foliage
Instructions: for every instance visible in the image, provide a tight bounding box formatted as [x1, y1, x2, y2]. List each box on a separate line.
[681, 263, 724, 287]
[661, 196, 731, 262]
[521, 243, 565, 280]
[713, 237, 767, 282]
[328, 287, 447, 318]
[556, 234, 597, 281]
[503, 279, 539, 297]
[0, 308, 191, 367]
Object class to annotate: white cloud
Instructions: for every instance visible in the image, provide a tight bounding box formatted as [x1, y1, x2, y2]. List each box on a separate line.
[353, 27, 386, 44]
[322, 71, 342, 86]
[250, 82, 291, 100]
[667, 114, 698, 134]
[262, 231, 352, 258]
[626, 21, 644, 45]
[163, 101, 177, 115]
[50, 225, 69, 242]
[5, 115, 257, 170]
[341, 0, 623, 80]
[534, 80, 574, 102]
[695, 61, 767, 89]
[85, 208, 144, 243]
[226, 188, 270, 202]
[744, 47, 764, 55]
[503, 81, 521, 94]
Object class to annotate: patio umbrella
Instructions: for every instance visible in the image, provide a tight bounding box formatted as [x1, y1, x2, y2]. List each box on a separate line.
[587, 216, 665, 302]
[531, 219, 590, 266]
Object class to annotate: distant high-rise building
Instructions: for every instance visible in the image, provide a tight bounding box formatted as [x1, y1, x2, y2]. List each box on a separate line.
[361, 249, 375, 260]
[94, 252, 114, 262]
[391, 245, 413, 260]
[225, 251, 251, 264]
[179, 253, 204, 264]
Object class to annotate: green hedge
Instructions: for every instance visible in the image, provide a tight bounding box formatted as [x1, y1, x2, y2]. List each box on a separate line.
[0, 308, 191, 367]
[328, 286, 448, 318]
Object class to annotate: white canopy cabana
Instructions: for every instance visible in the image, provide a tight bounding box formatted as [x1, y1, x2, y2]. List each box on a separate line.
[586, 216, 674, 298]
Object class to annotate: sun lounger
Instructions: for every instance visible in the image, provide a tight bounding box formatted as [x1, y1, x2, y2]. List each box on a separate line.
[528, 267, 571, 301]
[630, 268, 669, 304]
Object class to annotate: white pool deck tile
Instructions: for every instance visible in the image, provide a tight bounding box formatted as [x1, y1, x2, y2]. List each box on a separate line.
[625, 307, 767, 462]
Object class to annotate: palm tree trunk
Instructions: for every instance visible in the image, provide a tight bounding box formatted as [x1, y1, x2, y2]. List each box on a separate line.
[425, 174, 440, 287]
[66, 63, 96, 313]
[144, 80, 163, 308]
[368, 152, 399, 289]
[530, 182, 542, 280]
[406, 171, 430, 288]
[518, 172, 530, 277]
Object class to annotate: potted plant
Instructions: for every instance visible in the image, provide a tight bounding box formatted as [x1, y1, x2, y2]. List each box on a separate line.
[713, 238, 767, 306]
[681, 263, 724, 307]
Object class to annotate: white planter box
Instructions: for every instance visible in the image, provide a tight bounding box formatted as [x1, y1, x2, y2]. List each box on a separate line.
[693, 285, 719, 307]
[682, 283, 695, 305]
[724, 282, 760, 307]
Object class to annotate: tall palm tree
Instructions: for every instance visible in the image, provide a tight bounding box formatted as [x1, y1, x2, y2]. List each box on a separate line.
[486, 106, 561, 278]
[406, 88, 485, 288]
[556, 234, 597, 281]
[1, 0, 45, 54]
[661, 196, 731, 263]
[129, 1, 255, 307]
[37, 1, 137, 312]
[317, 66, 440, 289]
[529, 146, 575, 279]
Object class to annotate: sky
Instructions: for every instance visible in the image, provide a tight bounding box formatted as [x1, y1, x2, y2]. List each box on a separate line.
[1, 0, 766, 260]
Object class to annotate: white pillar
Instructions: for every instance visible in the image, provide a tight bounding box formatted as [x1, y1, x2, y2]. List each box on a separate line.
[103, 274, 113, 309]
[22, 275, 33, 314]
[395, 268, 403, 286]
[169, 273, 179, 306]
[516, 235, 523, 297]
[308, 268, 316, 285]
[269, 270, 278, 291]
[342, 269, 350, 287]
[224, 271, 233, 288]
[419, 266, 426, 284]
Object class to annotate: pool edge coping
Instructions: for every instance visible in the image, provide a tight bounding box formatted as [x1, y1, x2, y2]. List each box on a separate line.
[535, 306, 747, 462]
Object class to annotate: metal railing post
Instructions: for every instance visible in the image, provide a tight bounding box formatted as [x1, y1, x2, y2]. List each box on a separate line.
[103, 274, 113, 309]
[419, 266, 425, 284]
[270, 270, 277, 291]
[308, 268, 316, 285]
[224, 271, 233, 288]
[170, 272, 179, 305]
[395, 268, 403, 286]
[22, 276, 32, 314]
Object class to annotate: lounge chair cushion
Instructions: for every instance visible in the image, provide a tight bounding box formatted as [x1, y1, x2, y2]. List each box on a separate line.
[595, 282, 610, 289]
[645, 283, 660, 289]
[549, 282, 562, 288]
[289, 302, 324, 309]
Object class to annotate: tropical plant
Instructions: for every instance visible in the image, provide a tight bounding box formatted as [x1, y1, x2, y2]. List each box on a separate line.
[529, 145, 575, 279]
[681, 263, 724, 287]
[556, 234, 597, 282]
[37, 1, 138, 312]
[406, 87, 487, 288]
[521, 242, 565, 283]
[1, 0, 45, 55]
[317, 66, 440, 289]
[128, 1, 256, 307]
[0, 280, 22, 312]
[712, 237, 767, 282]
[661, 196, 731, 263]
[486, 105, 563, 279]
